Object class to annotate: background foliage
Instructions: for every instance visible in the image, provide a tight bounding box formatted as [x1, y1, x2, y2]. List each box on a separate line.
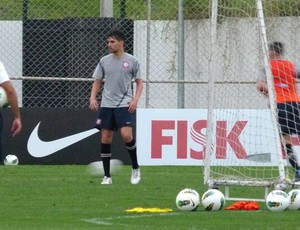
[1, 0, 300, 20]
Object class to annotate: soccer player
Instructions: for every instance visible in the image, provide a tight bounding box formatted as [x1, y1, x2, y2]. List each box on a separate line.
[0, 61, 22, 163]
[257, 41, 300, 184]
[89, 29, 143, 185]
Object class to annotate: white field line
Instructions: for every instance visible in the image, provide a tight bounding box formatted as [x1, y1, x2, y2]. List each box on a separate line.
[82, 212, 181, 226]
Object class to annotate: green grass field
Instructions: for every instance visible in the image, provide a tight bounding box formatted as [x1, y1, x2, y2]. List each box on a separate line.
[1, 165, 300, 230]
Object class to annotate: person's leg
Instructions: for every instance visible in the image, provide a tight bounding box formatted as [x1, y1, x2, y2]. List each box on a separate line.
[283, 135, 299, 174]
[279, 102, 300, 182]
[101, 129, 114, 179]
[120, 127, 141, 184]
[291, 102, 300, 181]
[120, 126, 139, 169]
[116, 108, 140, 184]
[95, 108, 114, 184]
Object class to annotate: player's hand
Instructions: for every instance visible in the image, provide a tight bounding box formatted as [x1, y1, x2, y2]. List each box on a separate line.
[89, 98, 99, 112]
[128, 99, 138, 113]
[11, 118, 22, 137]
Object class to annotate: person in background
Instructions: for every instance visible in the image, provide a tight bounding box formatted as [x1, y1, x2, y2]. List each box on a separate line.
[257, 41, 300, 184]
[0, 61, 22, 163]
[89, 29, 143, 185]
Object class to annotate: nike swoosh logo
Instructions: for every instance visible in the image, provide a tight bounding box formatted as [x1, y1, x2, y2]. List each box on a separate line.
[27, 122, 99, 157]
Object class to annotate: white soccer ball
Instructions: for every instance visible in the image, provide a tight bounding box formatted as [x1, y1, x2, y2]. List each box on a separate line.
[201, 189, 225, 211]
[0, 86, 9, 108]
[287, 189, 300, 210]
[266, 190, 289, 212]
[4, 154, 19, 166]
[87, 159, 123, 177]
[175, 188, 200, 211]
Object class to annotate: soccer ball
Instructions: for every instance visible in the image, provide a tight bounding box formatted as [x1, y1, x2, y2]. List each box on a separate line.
[87, 159, 123, 177]
[266, 190, 289, 212]
[4, 154, 19, 166]
[0, 87, 9, 108]
[287, 189, 300, 210]
[175, 188, 200, 211]
[201, 189, 225, 211]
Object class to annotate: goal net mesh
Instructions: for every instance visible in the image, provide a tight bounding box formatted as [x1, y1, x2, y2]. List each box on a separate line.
[204, 0, 300, 190]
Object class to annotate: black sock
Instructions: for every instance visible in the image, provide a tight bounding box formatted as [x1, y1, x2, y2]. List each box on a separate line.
[126, 139, 139, 169]
[101, 143, 111, 177]
[286, 144, 299, 170]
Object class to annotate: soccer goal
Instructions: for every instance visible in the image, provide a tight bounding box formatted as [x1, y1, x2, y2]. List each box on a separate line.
[204, 0, 300, 201]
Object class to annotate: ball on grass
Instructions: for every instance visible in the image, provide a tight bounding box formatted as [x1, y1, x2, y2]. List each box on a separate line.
[287, 189, 300, 210]
[175, 188, 200, 211]
[87, 159, 123, 177]
[266, 190, 289, 212]
[4, 154, 19, 166]
[201, 189, 225, 211]
[0, 87, 9, 108]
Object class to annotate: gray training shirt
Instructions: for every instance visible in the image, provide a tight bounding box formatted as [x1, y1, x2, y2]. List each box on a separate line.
[92, 53, 142, 108]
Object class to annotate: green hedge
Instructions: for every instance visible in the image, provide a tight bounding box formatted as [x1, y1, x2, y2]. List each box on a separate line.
[1, 0, 300, 20]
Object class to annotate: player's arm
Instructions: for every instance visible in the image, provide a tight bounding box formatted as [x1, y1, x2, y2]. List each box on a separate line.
[1, 81, 22, 136]
[295, 64, 300, 78]
[89, 79, 102, 112]
[257, 68, 268, 96]
[256, 80, 268, 96]
[90, 61, 104, 112]
[128, 79, 143, 113]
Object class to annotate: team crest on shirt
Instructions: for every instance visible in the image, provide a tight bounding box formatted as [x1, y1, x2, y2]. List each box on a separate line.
[122, 61, 130, 68]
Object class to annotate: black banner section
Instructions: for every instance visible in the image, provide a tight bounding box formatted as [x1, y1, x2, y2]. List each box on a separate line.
[2, 108, 132, 165]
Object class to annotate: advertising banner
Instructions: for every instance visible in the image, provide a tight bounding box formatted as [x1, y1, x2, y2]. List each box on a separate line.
[137, 109, 300, 166]
[3, 108, 300, 166]
[2, 108, 131, 165]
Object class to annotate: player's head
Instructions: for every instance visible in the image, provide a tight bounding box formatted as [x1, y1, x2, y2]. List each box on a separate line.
[269, 41, 284, 56]
[107, 29, 125, 54]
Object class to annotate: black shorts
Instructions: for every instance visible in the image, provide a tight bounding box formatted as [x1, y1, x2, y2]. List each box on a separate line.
[277, 102, 300, 135]
[94, 107, 134, 131]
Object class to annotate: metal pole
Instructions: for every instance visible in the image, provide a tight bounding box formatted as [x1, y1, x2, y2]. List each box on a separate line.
[23, 0, 28, 20]
[256, 0, 285, 181]
[120, 0, 126, 18]
[100, 0, 113, 17]
[204, 0, 218, 186]
[145, 0, 151, 108]
[177, 0, 185, 108]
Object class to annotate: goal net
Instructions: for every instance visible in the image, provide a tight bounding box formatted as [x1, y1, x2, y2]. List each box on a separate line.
[204, 0, 300, 201]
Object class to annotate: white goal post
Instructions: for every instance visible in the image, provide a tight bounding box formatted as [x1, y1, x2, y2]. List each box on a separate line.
[203, 0, 300, 201]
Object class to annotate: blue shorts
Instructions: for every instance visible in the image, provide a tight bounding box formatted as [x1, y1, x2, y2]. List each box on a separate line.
[277, 102, 300, 135]
[94, 107, 134, 131]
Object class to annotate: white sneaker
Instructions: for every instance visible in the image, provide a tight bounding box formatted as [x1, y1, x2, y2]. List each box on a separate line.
[131, 168, 141, 184]
[101, 176, 112, 185]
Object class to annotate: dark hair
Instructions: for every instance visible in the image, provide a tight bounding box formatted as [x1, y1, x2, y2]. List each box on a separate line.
[107, 29, 125, 42]
[269, 41, 284, 55]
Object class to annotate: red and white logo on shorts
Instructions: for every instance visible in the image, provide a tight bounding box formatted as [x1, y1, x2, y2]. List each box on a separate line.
[96, 119, 102, 126]
[122, 61, 129, 68]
